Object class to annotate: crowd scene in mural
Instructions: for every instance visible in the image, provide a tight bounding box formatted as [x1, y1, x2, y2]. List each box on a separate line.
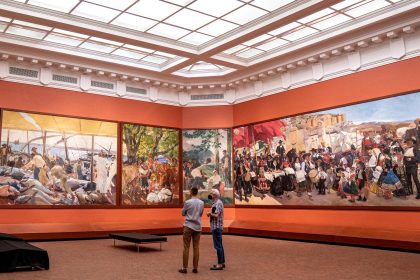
[0, 111, 118, 206]
[183, 129, 232, 204]
[233, 93, 420, 206]
[1, 92, 419, 208]
[121, 124, 179, 205]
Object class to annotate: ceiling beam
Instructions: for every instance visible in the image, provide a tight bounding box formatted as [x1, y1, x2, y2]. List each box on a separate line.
[161, 0, 342, 73]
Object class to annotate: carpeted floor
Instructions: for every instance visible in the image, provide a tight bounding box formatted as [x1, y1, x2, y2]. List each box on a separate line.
[3, 235, 420, 280]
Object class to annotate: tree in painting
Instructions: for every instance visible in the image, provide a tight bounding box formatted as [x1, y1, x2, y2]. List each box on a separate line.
[122, 124, 179, 206]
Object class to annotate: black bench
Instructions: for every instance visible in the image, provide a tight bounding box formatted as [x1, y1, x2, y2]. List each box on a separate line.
[109, 233, 167, 252]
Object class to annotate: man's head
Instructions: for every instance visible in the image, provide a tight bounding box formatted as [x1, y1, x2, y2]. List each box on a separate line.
[208, 189, 220, 201]
[190, 187, 198, 197]
[405, 136, 416, 147]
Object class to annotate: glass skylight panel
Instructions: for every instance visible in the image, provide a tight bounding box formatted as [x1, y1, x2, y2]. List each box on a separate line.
[90, 36, 124, 46]
[236, 48, 264, 58]
[268, 21, 300, 36]
[311, 14, 352, 30]
[124, 44, 154, 53]
[188, 0, 243, 17]
[6, 25, 47, 39]
[147, 23, 190, 40]
[223, 5, 267, 25]
[243, 34, 271, 46]
[191, 63, 220, 71]
[257, 38, 288, 51]
[27, 0, 80, 13]
[111, 13, 158, 31]
[0, 17, 12, 23]
[72, 2, 121, 23]
[331, 0, 365, 10]
[388, 0, 402, 2]
[53, 28, 89, 38]
[86, 0, 137, 10]
[112, 48, 146, 60]
[79, 41, 116, 53]
[345, 0, 390, 18]
[128, 0, 181, 21]
[154, 51, 177, 58]
[251, 0, 296, 12]
[164, 8, 215, 30]
[12, 20, 51, 30]
[141, 55, 168, 64]
[198, 19, 238, 37]
[298, 8, 335, 24]
[281, 26, 318, 41]
[44, 33, 84, 46]
[164, 0, 193, 5]
[179, 32, 214, 45]
[0, 23, 8, 33]
[223, 44, 247, 54]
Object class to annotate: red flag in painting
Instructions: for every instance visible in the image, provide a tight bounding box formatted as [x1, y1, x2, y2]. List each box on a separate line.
[252, 120, 286, 143]
[233, 126, 253, 148]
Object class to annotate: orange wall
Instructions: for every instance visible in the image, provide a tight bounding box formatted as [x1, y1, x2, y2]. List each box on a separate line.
[0, 58, 420, 238]
[182, 105, 233, 129]
[233, 57, 420, 126]
[0, 81, 182, 128]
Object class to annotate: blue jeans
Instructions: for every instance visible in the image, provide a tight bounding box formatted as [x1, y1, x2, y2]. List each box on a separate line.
[34, 167, 40, 180]
[211, 228, 225, 264]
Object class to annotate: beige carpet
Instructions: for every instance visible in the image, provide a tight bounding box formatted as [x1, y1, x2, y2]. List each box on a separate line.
[3, 235, 420, 280]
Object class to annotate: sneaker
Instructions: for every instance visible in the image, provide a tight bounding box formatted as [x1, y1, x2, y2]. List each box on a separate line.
[363, 197, 367, 201]
[192, 268, 198, 273]
[178, 268, 187, 274]
[416, 195, 420, 200]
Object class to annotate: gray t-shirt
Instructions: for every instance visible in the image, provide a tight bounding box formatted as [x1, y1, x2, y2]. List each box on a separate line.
[182, 197, 204, 232]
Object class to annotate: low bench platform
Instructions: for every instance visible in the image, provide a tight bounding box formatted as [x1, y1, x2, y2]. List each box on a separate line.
[109, 233, 167, 252]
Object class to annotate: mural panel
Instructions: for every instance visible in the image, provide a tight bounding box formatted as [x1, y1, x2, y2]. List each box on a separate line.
[233, 92, 420, 206]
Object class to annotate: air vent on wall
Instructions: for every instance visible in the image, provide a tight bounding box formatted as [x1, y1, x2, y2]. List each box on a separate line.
[9, 67, 38, 78]
[91, 80, 114, 90]
[191, 94, 224, 101]
[52, 74, 78, 84]
[126, 86, 147, 95]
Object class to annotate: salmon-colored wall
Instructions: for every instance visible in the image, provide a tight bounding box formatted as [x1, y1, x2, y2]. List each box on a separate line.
[0, 81, 182, 128]
[233, 57, 420, 126]
[0, 58, 420, 240]
[182, 105, 233, 129]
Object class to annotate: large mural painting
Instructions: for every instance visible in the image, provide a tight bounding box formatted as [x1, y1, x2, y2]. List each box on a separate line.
[0, 111, 118, 206]
[233, 92, 420, 206]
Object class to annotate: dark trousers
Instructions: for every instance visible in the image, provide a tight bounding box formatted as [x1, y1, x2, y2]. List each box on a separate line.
[405, 165, 420, 195]
[34, 167, 40, 180]
[183, 226, 201, 269]
[211, 228, 225, 265]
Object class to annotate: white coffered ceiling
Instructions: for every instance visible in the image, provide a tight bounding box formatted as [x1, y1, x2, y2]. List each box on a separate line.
[0, 0, 417, 82]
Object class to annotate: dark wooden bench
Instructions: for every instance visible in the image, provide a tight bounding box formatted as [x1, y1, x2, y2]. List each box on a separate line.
[109, 233, 167, 252]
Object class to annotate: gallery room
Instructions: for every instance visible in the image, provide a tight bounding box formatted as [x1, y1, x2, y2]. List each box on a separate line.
[0, 0, 419, 279]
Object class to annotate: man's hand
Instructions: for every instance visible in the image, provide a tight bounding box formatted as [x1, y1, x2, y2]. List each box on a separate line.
[206, 210, 211, 217]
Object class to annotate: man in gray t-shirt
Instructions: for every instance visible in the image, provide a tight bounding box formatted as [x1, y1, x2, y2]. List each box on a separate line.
[179, 187, 204, 274]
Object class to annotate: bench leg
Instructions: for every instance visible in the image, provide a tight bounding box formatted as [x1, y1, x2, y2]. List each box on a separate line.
[136, 243, 140, 253]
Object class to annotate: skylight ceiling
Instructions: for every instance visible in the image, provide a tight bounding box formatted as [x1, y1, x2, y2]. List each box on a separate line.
[0, 0, 413, 78]
[174, 61, 236, 77]
[220, 0, 404, 60]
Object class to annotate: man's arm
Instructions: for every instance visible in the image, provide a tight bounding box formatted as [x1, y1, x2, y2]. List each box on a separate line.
[181, 202, 189, 216]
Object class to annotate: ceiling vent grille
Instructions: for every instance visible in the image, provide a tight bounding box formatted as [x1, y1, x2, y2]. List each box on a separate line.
[9, 67, 38, 78]
[191, 94, 224, 100]
[52, 74, 78, 84]
[126, 86, 147, 95]
[91, 80, 114, 90]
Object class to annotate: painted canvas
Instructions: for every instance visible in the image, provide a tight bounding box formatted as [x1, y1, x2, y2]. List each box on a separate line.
[0, 110, 118, 206]
[183, 129, 233, 204]
[121, 124, 179, 205]
[233, 92, 420, 206]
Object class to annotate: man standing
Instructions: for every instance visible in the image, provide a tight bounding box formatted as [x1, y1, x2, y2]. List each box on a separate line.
[207, 189, 225, 270]
[221, 150, 231, 187]
[403, 137, 420, 198]
[180, 187, 204, 274]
